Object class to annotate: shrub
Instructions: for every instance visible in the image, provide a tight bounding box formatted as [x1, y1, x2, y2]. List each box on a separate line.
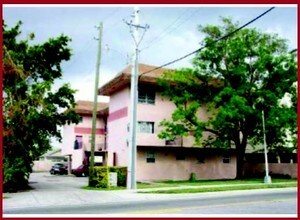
[89, 167, 109, 188]
[89, 166, 127, 188]
[3, 157, 31, 192]
[110, 166, 127, 187]
[189, 172, 197, 182]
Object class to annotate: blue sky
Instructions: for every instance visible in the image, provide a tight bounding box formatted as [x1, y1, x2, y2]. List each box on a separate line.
[3, 5, 297, 103]
[3, 4, 297, 149]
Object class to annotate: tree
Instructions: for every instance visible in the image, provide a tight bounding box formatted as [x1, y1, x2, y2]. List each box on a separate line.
[3, 21, 80, 192]
[158, 18, 297, 179]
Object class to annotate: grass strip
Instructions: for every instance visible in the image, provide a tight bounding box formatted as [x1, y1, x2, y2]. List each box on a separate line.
[83, 186, 126, 191]
[140, 182, 297, 194]
[137, 178, 297, 189]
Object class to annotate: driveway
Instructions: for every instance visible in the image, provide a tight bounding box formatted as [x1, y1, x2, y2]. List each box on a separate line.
[28, 172, 88, 191]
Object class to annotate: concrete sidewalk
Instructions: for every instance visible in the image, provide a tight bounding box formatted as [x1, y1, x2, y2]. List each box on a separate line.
[3, 172, 297, 211]
[4, 185, 297, 211]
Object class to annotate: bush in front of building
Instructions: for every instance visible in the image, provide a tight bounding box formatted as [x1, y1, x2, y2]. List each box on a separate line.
[89, 166, 109, 188]
[89, 166, 127, 188]
[109, 166, 127, 187]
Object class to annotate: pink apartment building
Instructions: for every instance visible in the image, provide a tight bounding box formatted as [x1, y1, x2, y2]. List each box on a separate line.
[62, 101, 108, 171]
[62, 64, 296, 180]
[98, 64, 236, 181]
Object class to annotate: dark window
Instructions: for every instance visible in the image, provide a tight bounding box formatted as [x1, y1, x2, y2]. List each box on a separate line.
[138, 121, 154, 133]
[138, 87, 155, 104]
[196, 154, 205, 163]
[223, 154, 231, 163]
[146, 151, 156, 163]
[176, 153, 185, 160]
[74, 136, 83, 149]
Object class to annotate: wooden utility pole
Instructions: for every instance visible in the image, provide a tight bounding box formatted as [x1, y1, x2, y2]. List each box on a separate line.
[89, 22, 103, 185]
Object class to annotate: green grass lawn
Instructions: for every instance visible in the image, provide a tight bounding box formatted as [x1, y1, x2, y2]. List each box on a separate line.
[83, 178, 297, 193]
[140, 182, 297, 194]
[137, 177, 297, 189]
[137, 178, 297, 194]
[83, 186, 126, 191]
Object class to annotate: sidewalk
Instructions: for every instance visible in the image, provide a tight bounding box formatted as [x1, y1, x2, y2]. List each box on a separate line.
[3, 172, 297, 211]
[3, 183, 296, 211]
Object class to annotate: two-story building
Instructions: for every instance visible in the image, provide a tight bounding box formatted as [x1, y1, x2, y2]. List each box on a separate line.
[62, 100, 108, 171]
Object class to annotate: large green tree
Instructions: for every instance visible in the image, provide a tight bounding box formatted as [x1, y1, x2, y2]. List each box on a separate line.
[158, 18, 297, 179]
[3, 21, 80, 192]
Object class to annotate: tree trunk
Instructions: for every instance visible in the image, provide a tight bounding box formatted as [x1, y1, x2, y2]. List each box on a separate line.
[235, 143, 247, 179]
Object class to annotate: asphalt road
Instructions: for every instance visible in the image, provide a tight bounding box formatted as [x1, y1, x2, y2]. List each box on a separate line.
[4, 189, 296, 215]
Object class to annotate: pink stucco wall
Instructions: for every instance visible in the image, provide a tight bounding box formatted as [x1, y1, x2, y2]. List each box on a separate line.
[137, 91, 211, 147]
[136, 148, 236, 181]
[106, 87, 130, 166]
[62, 115, 106, 169]
[105, 85, 230, 180]
[244, 163, 297, 178]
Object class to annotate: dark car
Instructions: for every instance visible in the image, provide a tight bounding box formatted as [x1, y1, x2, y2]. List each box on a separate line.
[71, 164, 89, 177]
[50, 163, 68, 175]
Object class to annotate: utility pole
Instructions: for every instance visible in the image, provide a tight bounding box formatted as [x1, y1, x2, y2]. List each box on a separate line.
[125, 7, 149, 190]
[262, 110, 272, 184]
[89, 22, 103, 186]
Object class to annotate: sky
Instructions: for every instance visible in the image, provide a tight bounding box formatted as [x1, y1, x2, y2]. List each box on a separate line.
[3, 4, 297, 148]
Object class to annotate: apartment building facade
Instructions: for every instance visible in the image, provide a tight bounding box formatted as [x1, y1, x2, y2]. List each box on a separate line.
[62, 101, 108, 170]
[62, 64, 297, 180]
[98, 64, 236, 181]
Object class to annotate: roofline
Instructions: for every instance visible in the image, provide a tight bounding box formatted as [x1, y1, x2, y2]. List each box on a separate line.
[98, 63, 173, 96]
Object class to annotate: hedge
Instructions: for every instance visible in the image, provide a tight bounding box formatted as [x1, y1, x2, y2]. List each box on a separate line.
[89, 166, 127, 188]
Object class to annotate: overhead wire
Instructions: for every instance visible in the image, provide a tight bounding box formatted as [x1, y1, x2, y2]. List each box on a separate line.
[139, 7, 276, 77]
[63, 8, 121, 72]
[141, 8, 196, 51]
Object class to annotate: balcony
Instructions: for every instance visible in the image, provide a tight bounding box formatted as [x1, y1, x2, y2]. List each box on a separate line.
[165, 136, 182, 146]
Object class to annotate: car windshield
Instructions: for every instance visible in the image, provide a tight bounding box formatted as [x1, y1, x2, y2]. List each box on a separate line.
[54, 164, 65, 167]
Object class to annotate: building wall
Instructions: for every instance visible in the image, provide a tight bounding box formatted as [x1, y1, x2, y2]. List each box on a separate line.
[136, 147, 236, 181]
[137, 90, 210, 147]
[244, 163, 297, 179]
[62, 115, 106, 169]
[105, 84, 221, 181]
[62, 123, 76, 156]
[106, 87, 130, 166]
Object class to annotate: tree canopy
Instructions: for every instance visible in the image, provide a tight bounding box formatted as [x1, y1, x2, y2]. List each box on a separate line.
[3, 21, 80, 192]
[158, 18, 297, 179]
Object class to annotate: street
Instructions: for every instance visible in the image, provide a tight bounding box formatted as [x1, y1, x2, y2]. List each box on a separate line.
[3, 172, 297, 216]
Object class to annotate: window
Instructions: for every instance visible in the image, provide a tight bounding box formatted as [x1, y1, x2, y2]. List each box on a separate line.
[74, 136, 83, 149]
[146, 151, 156, 163]
[223, 154, 231, 163]
[176, 153, 185, 160]
[138, 87, 155, 104]
[138, 121, 154, 133]
[196, 154, 205, 164]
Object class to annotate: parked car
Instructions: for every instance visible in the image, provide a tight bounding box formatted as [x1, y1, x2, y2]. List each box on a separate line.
[71, 164, 89, 177]
[50, 163, 68, 175]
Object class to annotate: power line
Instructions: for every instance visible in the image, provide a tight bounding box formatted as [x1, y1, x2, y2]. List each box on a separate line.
[139, 7, 275, 77]
[141, 8, 191, 50]
[102, 8, 120, 22]
[142, 8, 200, 51]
